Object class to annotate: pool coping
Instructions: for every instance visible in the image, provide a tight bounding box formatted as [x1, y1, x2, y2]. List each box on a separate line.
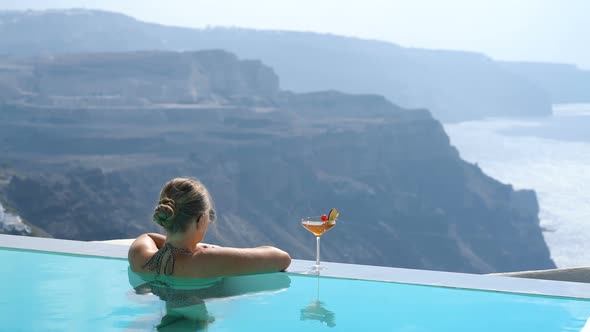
[2, 234, 590, 300]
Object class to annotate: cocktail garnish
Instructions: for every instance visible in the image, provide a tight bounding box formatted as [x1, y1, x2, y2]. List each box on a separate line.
[321, 214, 328, 221]
[328, 208, 339, 221]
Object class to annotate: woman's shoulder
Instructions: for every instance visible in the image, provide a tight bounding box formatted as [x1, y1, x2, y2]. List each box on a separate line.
[128, 233, 160, 273]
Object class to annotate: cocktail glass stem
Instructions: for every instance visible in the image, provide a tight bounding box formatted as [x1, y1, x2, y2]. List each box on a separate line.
[315, 236, 320, 269]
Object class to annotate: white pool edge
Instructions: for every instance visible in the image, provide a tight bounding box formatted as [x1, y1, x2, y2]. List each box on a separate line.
[2, 234, 589, 300]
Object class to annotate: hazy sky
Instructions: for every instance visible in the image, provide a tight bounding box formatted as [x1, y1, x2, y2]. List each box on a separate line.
[2, 0, 588, 69]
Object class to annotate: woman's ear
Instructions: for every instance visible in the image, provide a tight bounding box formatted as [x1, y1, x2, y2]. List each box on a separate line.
[197, 213, 207, 228]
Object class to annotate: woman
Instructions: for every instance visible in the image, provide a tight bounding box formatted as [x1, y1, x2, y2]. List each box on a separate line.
[128, 177, 291, 278]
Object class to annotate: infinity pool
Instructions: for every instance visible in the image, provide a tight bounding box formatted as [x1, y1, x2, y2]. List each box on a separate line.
[2, 247, 590, 331]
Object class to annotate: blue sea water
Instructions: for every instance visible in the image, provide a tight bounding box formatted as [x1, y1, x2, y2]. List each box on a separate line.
[445, 104, 590, 268]
[1, 248, 589, 331]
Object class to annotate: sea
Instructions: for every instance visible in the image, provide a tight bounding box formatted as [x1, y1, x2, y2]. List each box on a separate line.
[445, 103, 590, 268]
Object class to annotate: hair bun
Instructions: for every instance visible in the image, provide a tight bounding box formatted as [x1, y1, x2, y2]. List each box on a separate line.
[153, 198, 177, 227]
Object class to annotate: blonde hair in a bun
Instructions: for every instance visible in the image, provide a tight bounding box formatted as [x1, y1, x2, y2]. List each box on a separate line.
[153, 198, 177, 228]
[152, 178, 212, 233]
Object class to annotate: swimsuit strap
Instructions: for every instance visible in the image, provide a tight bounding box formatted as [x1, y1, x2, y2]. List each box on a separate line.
[142, 242, 193, 275]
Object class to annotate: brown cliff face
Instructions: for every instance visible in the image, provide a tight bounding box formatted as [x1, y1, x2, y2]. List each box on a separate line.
[0, 50, 555, 273]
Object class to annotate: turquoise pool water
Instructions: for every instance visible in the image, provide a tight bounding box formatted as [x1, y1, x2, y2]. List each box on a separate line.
[2, 248, 590, 331]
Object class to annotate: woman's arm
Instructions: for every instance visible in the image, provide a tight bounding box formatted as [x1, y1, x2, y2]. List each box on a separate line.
[186, 246, 291, 278]
[197, 243, 219, 249]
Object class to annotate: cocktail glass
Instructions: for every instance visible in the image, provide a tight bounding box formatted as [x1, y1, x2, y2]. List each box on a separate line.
[301, 216, 337, 272]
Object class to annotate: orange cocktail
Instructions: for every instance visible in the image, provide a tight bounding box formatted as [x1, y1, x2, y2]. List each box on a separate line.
[301, 219, 336, 237]
[301, 208, 339, 272]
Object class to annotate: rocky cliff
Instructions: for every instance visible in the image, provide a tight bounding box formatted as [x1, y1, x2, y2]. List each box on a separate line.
[0, 50, 279, 108]
[500, 61, 590, 104]
[0, 50, 555, 273]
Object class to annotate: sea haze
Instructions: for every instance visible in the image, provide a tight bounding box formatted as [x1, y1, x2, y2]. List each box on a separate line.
[445, 104, 590, 268]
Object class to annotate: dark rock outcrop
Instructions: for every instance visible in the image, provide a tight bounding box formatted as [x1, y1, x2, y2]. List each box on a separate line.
[5, 168, 154, 240]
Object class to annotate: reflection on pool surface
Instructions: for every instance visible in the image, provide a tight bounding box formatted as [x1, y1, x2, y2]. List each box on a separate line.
[2, 248, 590, 331]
